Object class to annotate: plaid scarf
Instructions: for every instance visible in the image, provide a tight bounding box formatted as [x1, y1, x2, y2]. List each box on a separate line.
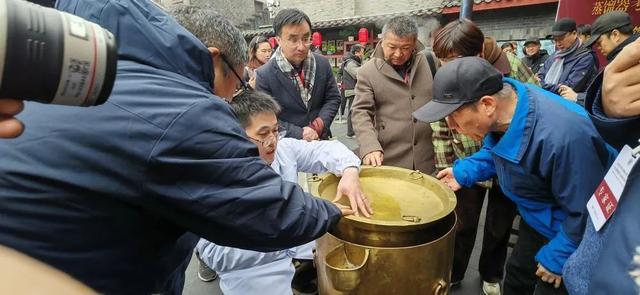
[274, 47, 316, 108]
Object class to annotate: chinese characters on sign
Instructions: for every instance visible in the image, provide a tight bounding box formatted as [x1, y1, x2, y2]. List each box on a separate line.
[595, 181, 618, 219]
[592, 0, 638, 15]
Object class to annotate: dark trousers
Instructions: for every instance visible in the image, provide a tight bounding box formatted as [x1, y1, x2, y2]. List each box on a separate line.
[339, 89, 348, 116]
[503, 220, 568, 295]
[345, 95, 355, 136]
[452, 185, 517, 283]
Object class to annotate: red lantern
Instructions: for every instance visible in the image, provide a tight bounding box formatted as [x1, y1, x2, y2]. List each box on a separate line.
[268, 37, 278, 49]
[358, 28, 369, 45]
[312, 32, 322, 47]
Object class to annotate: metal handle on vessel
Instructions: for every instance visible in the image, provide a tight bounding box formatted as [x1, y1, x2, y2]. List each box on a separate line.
[409, 170, 424, 180]
[434, 279, 448, 295]
[308, 174, 322, 182]
[402, 215, 422, 223]
[324, 244, 370, 292]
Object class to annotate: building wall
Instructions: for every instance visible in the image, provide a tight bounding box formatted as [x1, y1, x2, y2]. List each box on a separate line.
[278, 0, 441, 22]
[278, 0, 352, 21]
[472, 3, 558, 41]
[192, 0, 255, 26]
[354, 0, 441, 18]
[160, 0, 257, 26]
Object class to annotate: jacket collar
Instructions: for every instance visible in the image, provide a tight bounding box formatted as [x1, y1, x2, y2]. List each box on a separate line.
[372, 40, 426, 85]
[561, 46, 593, 63]
[488, 78, 536, 164]
[607, 34, 640, 62]
[269, 59, 308, 109]
[525, 49, 548, 60]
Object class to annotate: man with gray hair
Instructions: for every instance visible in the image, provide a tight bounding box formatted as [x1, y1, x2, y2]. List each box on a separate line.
[351, 16, 436, 174]
[169, 5, 249, 100]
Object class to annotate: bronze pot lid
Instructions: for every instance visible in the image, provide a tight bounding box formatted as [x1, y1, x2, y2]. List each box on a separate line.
[310, 166, 457, 231]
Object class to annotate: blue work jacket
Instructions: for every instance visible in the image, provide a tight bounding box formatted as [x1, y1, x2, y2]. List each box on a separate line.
[453, 78, 617, 274]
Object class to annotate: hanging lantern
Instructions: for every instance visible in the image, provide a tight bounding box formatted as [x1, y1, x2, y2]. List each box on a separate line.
[268, 37, 278, 49]
[312, 32, 322, 47]
[358, 28, 369, 45]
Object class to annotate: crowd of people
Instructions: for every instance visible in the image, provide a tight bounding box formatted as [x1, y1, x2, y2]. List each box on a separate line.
[0, 1, 638, 295]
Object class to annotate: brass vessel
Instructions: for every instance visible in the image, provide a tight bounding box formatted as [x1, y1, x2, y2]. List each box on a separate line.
[309, 166, 457, 295]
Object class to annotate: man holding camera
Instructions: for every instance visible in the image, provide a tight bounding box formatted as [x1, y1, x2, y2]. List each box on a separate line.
[0, 1, 363, 294]
[0, 98, 23, 138]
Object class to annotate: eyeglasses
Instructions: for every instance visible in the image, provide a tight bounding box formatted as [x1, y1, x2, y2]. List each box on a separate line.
[281, 36, 313, 48]
[248, 128, 286, 148]
[220, 54, 248, 91]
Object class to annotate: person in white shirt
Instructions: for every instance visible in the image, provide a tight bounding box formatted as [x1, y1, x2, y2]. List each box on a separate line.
[196, 90, 373, 295]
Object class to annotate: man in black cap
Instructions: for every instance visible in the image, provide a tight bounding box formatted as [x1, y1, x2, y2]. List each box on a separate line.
[538, 18, 597, 99]
[522, 37, 549, 74]
[414, 57, 616, 295]
[559, 11, 638, 105]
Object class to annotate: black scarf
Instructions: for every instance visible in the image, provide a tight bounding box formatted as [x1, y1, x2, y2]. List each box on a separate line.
[607, 34, 640, 62]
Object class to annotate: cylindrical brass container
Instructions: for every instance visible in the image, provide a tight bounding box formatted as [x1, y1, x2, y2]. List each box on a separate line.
[309, 166, 457, 295]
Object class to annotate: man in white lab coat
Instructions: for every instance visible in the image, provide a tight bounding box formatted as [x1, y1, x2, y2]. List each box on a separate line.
[196, 90, 373, 295]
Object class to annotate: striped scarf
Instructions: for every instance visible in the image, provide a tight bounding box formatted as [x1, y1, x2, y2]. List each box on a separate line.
[274, 47, 316, 108]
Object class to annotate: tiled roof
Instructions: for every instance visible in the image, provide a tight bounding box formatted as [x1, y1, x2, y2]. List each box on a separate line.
[242, 7, 442, 38]
[441, 0, 500, 7]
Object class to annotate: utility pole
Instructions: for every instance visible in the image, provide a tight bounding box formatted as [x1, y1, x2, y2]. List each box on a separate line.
[460, 0, 473, 20]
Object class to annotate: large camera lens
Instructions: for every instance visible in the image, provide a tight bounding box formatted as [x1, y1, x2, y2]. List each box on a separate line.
[0, 0, 117, 106]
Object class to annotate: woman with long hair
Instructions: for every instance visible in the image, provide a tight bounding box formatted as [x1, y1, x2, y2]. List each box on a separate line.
[245, 36, 273, 88]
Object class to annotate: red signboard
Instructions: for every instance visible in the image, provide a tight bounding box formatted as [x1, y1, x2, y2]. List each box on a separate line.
[557, 0, 640, 65]
[557, 0, 640, 33]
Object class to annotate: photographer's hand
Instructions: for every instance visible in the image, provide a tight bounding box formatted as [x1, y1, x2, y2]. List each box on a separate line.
[0, 98, 24, 138]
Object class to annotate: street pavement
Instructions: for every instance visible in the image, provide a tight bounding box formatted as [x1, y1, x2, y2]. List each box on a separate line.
[182, 115, 491, 295]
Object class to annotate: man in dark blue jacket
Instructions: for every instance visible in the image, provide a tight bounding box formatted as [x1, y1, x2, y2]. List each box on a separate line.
[562, 26, 640, 295]
[559, 11, 639, 109]
[0, 1, 348, 294]
[256, 9, 341, 141]
[413, 57, 616, 294]
[584, 37, 640, 295]
[538, 18, 597, 97]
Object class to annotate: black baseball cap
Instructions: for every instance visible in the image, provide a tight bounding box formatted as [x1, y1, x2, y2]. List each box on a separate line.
[524, 37, 541, 46]
[584, 11, 632, 47]
[550, 18, 577, 37]
[413, 57, 504, 123]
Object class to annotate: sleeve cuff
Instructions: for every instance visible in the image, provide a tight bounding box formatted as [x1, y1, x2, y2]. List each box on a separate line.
[535, 227, 578, 275]
[452, 160, 474, 188]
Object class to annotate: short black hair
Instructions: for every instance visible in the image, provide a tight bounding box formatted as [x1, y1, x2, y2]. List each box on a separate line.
[577, 24, 591, 35]
[273, 8, 312, 37]
[350, 44, 364, 54]
[230, 90, 281, 128]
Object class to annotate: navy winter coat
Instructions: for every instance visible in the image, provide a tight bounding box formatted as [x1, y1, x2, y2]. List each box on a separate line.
[0, 1, 340, 294]
[538, 45, 597, 94]
[566, 37, 640, 293]
[255, 53, 341, 139]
